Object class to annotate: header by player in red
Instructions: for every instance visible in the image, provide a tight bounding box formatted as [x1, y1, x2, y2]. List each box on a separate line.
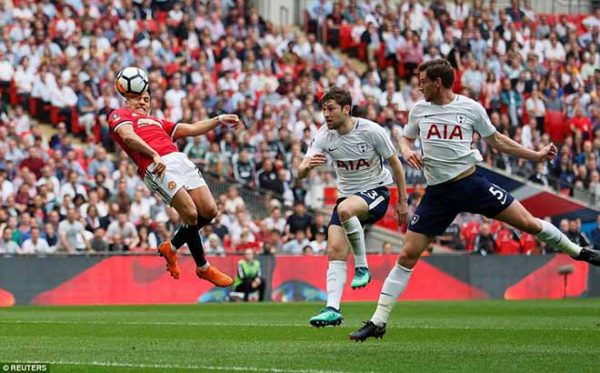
[109, 90, 242, 286]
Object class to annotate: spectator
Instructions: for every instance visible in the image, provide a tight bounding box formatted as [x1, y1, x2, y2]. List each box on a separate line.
[0, 227, 19, 254]
[285, 201, 313, 238]
[257, 158, 282, 195]
[90, 228, 109, 252]
[58, 207, 91, 253]
[525, 87, 546, 133]
[60, 170, 88, 202]
[500, 78, 522, 127]
[210, 211, 230, 242]
[309, 227, 327, 254]
[263, 206, 285, 233]
[106, 212, 139, 251]
[205, 233, 226, 256]
[88, 147, 114, 177]
[591, 215, 600, 250]
[437, 222, 465, 251]
[223, 186, 245, 215]
[381, 241, 394, 255]
[20, 226, 52, 254]
[473, 222, 496, 256]
[135, 225, 158, 252]
[43, 223, 59, 251]
[183, 136, 208, 165]
[529, 162, 550, 186]
[569, 105, 593, 141]
[566, 219, 591, 248]
[282, 230, 310, 255]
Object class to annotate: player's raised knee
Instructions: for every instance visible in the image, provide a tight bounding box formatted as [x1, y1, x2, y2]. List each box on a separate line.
[181, 207, 198, 226]
[204, 203, 218, 221]
[396, 249, 420, 269]
[337, 205, 356, 222]
[327, 245, 348, 261]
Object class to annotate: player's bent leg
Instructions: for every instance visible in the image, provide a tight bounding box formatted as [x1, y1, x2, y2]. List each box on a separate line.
[337, 196, 372, 289]
[170, 188, 199, 226]
[188, 186, 218, 225]
[350, 231, 433, 342]
[158, 188, 198, 279]
[493, 201, 600, 265]
[310, 225, 348, 328]
[186, 186, 233, 286]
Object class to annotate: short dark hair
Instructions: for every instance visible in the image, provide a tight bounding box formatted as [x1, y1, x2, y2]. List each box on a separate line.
[418, 59, 455, 89]
[320, 86, 352, 109]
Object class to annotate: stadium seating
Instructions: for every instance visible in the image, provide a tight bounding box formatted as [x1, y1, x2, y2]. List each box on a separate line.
[0, 0, 598, 257]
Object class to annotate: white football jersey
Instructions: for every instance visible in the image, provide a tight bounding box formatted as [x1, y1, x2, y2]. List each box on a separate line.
[404, 95, 497, 185]
[306, 117, 396, 197]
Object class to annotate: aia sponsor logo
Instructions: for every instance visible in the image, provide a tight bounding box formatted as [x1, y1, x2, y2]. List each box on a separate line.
[426, 124, 463, 140]
[336, 159, 370, 170]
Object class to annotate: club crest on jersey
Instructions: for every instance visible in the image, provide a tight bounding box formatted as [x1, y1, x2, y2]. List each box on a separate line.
[456, 114, 466, 124]
[357, 142, 368, 153]
[167, 181, 177, 190]
[112, 113, 120, 120]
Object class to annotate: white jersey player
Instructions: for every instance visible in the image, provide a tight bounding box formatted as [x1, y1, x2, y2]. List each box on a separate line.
[350, 58, 600, 342]
[298, 86, 408, 327]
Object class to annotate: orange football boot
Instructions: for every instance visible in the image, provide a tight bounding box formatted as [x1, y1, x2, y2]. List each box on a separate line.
[196, 265, 233, 287]
[158, 241, 180, 279]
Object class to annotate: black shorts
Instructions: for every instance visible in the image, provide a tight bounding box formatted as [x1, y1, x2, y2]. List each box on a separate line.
[329, 186, 391, 226]
[409, 171, 514, 236]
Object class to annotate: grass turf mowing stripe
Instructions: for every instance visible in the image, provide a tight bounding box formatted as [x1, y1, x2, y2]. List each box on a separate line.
[2, 301, 600, 372]
[8, 360, 352, 373]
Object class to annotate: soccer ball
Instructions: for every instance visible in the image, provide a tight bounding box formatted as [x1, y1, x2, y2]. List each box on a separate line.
[115, 67, 149, 98]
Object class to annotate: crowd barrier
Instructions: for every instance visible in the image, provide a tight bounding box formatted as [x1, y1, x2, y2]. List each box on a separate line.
[1, 254, 598, 306]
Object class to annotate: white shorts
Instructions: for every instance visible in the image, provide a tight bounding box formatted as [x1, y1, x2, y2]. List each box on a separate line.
[143, 152, 206, 205]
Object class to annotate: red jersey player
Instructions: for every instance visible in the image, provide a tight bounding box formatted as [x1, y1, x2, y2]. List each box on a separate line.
[109, 90, 242, 286]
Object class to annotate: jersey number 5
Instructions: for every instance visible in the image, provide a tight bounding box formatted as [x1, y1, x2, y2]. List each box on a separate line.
[488, 185, 508, 205]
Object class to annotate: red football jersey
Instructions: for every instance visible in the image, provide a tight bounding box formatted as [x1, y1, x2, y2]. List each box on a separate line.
[108, 108, 179, 176]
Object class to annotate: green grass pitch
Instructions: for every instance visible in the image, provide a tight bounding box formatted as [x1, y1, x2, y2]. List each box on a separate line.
[1, 300, 599, 372]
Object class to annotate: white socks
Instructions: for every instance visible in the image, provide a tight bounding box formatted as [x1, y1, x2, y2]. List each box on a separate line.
[342, 216, 368, 268]
[371, 264, 413, 327]
[536, 219, 581, 257]
[326, 260, 347, 310]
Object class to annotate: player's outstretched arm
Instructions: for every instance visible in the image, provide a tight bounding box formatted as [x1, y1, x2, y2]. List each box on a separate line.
[297, 154, 326, 179]
[115, 124, 166, 178]
[387, 155, 409, 225]
[484, 132, 558, 162]
[173, 114, 242, 140]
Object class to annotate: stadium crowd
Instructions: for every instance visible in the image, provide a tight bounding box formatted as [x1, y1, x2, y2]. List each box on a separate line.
[0, 0, 599, 256]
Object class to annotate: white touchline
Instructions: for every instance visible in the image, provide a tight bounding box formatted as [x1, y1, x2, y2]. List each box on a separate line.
[8, 360, 351, 373]
[0, 319, 595, 331]
[0, 320, 306, 327]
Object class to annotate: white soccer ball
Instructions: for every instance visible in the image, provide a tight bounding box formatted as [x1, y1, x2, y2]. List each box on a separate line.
[115, 66, 149, 98]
